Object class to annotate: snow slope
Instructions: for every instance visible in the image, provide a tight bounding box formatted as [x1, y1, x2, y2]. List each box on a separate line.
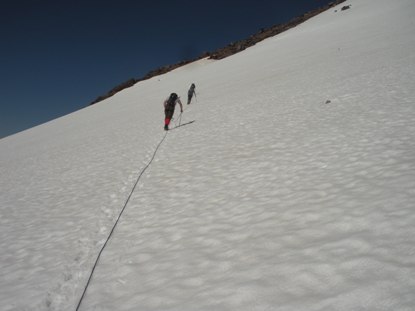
[1, 0, 415, 310]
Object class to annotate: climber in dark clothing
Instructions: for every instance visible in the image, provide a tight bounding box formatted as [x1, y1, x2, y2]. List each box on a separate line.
[187, 83, 196, 105]
[164, 92, 183, 130]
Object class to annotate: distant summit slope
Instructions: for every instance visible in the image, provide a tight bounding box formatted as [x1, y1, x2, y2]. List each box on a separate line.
[89, 0, 346, 106]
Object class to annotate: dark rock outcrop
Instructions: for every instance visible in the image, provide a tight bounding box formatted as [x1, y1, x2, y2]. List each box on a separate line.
[89, 0, 346, 106]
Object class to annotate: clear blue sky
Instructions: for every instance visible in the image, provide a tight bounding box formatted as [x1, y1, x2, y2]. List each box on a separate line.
[0, 0, 333, 139]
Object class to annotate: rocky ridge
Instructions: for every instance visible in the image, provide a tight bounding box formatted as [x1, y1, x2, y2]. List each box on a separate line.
[89, 0, 346, 106]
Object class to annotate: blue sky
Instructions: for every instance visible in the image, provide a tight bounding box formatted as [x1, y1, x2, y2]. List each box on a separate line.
[0, 0, 333, 139]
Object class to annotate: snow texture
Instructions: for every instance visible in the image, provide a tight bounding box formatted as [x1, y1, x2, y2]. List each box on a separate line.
[1, 0, 415, 310]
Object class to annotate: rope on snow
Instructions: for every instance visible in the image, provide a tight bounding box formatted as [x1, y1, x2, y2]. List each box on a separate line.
[76, 131, 168, 311]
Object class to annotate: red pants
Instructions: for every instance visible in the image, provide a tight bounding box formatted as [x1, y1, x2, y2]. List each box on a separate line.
[164, 108, 175, 126]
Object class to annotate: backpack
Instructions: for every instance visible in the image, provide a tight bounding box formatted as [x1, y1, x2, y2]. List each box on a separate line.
[168, 93, 178, 105]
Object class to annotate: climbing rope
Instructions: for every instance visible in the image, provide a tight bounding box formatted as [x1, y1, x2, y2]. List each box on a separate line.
[76, 131, 168, 311]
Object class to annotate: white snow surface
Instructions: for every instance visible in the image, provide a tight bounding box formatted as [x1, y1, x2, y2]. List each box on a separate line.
[1, 0, 415, 310]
